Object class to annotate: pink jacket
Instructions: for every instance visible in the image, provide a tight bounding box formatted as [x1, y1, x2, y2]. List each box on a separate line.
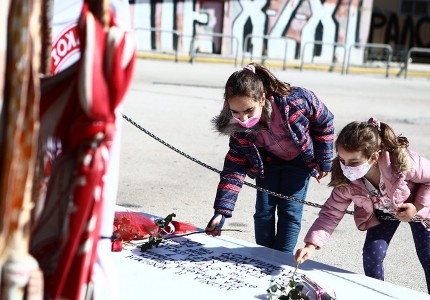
[304, 150, 430, 248]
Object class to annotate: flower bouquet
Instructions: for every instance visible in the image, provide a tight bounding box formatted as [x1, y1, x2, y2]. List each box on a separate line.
[267, 261, 336, 300]
[111, 211, 197, 252]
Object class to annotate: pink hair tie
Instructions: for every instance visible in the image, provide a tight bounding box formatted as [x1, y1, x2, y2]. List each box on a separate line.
[243, 64, 255, 73]
[368, 117, 381, 131]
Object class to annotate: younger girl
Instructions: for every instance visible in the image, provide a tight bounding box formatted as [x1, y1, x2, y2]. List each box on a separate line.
[295, 118, 430, 293]
[205, 63, 334, 253]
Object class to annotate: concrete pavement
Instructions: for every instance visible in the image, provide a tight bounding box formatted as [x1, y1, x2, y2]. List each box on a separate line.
[117, 58, 430, 294]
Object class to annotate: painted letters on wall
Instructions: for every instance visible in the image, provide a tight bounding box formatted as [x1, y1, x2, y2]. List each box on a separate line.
[369, 0, 430, 61]
[132, 0, 374, 63]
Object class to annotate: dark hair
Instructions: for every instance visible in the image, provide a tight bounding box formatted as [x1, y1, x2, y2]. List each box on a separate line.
[329, 118, 410, 187]
[224, 63, 291, 103]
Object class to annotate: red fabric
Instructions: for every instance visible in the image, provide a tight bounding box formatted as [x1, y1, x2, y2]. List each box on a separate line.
[52, 4, 135, 299]
[170, 221, 198, 234]
[30, 2, 135, 299]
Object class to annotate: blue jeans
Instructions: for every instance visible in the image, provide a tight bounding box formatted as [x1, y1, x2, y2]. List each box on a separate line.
[254, 154, 311, 254]
[363, 214, 430, 293]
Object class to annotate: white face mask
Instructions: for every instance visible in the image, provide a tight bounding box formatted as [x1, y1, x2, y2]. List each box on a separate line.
[340, 158, 372, 181]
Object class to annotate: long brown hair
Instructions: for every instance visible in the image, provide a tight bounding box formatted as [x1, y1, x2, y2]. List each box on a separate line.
[329, 118, 410, 187]
[224, 62, 291, 103]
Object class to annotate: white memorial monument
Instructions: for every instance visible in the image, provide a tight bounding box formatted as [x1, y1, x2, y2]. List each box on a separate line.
[111, 209, 430, 300]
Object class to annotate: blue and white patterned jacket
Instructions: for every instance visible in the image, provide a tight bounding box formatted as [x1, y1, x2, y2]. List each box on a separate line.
[212, 86, 334, 217]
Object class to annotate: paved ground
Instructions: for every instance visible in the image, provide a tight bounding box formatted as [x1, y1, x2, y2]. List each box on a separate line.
[117, 58, 430, 294]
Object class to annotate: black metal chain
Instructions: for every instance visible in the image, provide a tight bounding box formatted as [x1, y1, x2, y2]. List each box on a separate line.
[122, 114, 430, 223]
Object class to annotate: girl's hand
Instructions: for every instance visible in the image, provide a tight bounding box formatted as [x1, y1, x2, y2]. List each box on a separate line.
[294, 244, 316, 263]
[395, 203, 417, 222]
[205, 214, 225, 237]
[318, 171, 328, 181]
[315, 165, 329, 183]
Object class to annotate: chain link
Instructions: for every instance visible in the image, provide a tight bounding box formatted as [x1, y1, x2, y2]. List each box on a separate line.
[123, 114, 430, 223]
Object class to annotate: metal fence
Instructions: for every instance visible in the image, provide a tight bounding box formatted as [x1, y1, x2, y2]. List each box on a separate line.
[241, 34, 289, 70]
[300, 41, 347, 74]
[404, 47, 430, 79]
[134, 27, 194, 63]
[133, 27, 428, 78]
[189, 32, 239, 67]
[346, 43, 392, 78]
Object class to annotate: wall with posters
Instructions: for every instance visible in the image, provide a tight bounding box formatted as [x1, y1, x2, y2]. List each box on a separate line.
[130, 0, 375, 64]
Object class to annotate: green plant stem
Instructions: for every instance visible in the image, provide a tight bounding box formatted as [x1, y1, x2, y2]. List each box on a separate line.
[291, 260, 300, 279]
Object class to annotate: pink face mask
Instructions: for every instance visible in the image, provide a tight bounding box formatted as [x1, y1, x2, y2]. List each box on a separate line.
[340, 158, 372, 181]
[232, 113, 261, 128]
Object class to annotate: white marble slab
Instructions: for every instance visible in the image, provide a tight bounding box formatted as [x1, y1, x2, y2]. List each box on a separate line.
[111, 229, 430, 300]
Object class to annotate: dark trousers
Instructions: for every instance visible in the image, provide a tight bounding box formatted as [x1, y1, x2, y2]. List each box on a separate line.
[363, 216, 430, 294]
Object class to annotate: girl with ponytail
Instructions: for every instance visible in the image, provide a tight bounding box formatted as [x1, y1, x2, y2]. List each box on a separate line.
[296, 117, 430, 294]
[205, 63, 334, 254]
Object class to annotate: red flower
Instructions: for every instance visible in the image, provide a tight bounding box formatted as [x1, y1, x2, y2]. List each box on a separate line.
[111, 240, 123, 252]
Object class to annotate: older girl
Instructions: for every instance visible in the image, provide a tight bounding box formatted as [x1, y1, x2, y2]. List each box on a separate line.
[205, 63, 334, 253]
[295, 118, 430, 293]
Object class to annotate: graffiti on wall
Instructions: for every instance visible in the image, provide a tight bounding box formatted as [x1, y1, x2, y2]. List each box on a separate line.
[369, 9, 430, 61]
[132, 0, 374, 63]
